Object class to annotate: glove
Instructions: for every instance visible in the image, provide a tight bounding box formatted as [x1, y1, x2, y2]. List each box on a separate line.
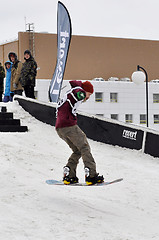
[76, 91, 86, 101]
[13, 83, 18, 89]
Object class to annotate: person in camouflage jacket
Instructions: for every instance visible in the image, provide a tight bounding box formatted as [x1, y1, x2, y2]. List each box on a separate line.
[20, 50, 37, 99]
[0, 62, 5, 101]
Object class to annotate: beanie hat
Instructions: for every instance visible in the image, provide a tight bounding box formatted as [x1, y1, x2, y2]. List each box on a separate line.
[24, 50, 31, 55]
[82, 81, 94, 94]
[8, 52, 17, 61]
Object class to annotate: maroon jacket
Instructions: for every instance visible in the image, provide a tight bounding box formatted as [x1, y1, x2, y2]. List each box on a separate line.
[55, 81, 86, 129]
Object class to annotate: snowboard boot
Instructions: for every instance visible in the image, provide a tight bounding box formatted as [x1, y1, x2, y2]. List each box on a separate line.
[63, 166, 79, 185]
[85, 167, 104, 185]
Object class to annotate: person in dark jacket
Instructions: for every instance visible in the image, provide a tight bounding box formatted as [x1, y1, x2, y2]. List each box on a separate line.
[20, 50, 37, 99]
[3, 61, 13, 102]
[0, 62, 5, 102]
[8, 52, 23, 96]
[56, 80, 104, 185]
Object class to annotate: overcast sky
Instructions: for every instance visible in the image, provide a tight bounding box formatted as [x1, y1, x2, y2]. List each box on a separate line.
[1, 0, 159, 43]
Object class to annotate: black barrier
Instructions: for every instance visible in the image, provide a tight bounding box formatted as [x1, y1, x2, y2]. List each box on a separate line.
[144, 132, 159, 158]
[14, 97, 56, 126]
[78, 114, 144, 150]
[15, 96, 144, 152]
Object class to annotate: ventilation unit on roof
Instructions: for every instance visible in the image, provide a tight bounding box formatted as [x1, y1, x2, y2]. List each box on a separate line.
[108, 77, 119, 81]
[151, 80, 159, 83]
[120, 78, 130, 82]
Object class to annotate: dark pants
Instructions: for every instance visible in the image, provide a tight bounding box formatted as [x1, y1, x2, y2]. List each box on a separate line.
[0, 92, 3, 102]
[24, 86, 35, 99]
[14, 90, 23, 96]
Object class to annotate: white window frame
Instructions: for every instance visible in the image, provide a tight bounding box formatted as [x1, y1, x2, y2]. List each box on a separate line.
[95, 92, 103, 102]
[96, 114, 104, 117]
[125, 114, 133, 123]
[140, 114, 146, 124]
[153, 94, 159, 103]
[110, 93, 118, 103]
[154, 114, 159, 124]
[111, 114, 118, 120]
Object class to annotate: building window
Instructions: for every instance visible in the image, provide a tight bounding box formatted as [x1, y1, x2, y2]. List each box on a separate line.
[34, 91, 38, 99]
[111, 114, 118, 120]
[110, 93, 118, 102]
[140, 114, 146, 124]
[125, 114, 133, 123]
[95, 92, 103, 102]
[154, 115, 159, 124]
[96, 114, 104, 117]
[153, 94, 159, 103]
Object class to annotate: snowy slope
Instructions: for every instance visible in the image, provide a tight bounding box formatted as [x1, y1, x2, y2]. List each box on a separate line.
[0, 101, 159, 240]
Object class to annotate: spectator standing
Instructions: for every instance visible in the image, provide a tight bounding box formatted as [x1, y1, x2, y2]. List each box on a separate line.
[8, 52, 23, 96]
[0, 62, 5, 102]
[20, 50, 37, 99]
[3, 61, 13, 102]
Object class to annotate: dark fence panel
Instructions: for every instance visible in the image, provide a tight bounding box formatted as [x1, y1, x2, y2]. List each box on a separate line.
[78, 114, 143, 150]
[15, 97, 56, 126]
[144, 132, 159, 158]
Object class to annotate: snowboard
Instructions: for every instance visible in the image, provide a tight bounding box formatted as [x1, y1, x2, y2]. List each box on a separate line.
[46, 178, 123, 186]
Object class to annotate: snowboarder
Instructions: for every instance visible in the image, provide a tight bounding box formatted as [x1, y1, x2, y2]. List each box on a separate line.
[55, 80, 104, 185]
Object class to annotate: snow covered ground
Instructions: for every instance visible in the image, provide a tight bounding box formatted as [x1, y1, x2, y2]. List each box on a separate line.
[0, 101, 159, 240]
